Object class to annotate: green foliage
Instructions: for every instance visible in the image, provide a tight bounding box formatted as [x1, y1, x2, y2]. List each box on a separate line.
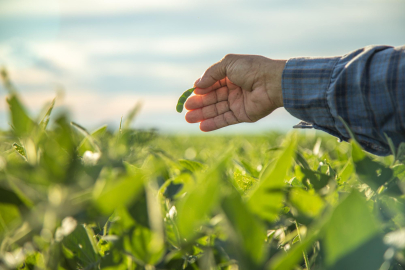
[352, 140, 393, 191]
[221, 191, 267, 269]
[247, 133, 297, 222]
[7, 94, 35, 137]
[0, 76, 405, 270]
[176, 153, 229, 240]
[63, 224, 100, 269]
[322, 191, 383, 269]
[94, 169, 145, 215]
[124, 225, 165, 266]
[288, 188, 324, 218]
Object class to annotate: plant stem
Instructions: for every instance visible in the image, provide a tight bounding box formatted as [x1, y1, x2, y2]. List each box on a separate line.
[295, 221, 311, 270]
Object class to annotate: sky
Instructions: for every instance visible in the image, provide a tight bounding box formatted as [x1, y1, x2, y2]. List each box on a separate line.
[0, 0, 404, 134]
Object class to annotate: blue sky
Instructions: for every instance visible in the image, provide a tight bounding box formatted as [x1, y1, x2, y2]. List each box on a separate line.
[0, 0, 404, 133]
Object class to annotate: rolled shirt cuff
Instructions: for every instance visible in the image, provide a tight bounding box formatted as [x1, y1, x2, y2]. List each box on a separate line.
[282, 56, 340, 131]
[282, 56, 389, 156]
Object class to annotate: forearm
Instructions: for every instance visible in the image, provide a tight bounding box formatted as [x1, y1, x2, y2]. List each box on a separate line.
[282, 45, 405, 156]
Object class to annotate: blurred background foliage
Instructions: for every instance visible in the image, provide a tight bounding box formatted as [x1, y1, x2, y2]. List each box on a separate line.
[0, 70, 405, 270]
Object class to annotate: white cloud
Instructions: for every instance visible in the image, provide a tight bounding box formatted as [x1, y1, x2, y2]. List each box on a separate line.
[61, 0, 197, 16]
[1, 0, 399, 18]
[0, 89, 177, 114]
[0, 33, 235, 85]
[0, 0, 197, 17]
[99, 61, 201, 81]
[5, 68, 57, 86]
[29, 34, 234, 62]
[30, 43, 88, 72]
[233, 2, 402, 40]
[0, 0, 60, 17]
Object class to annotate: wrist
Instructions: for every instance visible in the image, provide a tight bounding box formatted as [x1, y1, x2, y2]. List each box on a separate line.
[265, 58, 286, 109]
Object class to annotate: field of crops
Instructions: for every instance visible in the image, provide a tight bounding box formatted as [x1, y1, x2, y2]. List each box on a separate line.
[1, 72, 405, 270]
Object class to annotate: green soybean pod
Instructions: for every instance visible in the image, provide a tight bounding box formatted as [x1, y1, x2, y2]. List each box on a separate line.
[176, 87, 195, 113]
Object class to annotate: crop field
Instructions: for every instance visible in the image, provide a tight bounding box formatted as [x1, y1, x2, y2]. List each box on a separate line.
[1, 72, 405, 270]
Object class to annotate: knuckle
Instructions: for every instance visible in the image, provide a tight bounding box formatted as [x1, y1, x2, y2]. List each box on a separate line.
[223, 54, 236, 61]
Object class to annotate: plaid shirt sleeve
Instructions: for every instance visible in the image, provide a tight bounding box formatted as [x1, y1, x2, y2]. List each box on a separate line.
[282, 45, 405, 156]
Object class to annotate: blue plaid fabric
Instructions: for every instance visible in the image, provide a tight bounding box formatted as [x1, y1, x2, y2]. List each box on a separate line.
[282, 45, 405, 156]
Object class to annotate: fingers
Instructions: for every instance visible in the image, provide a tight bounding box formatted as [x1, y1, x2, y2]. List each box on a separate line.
[193, 54, 236, 94]
[194, 78, 227, 95]
[194, 56, 229, 89]
[200, 111, 240, 132]
[185, 86, 228, 110]
[185, 101, 230, 123]
[185, 54, 240, 131]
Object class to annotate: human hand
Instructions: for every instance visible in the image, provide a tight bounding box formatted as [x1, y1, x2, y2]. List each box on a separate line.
[184, 54, 286, 131]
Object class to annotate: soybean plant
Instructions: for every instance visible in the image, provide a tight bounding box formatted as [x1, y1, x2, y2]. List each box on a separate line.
[176, 87, 195, 113]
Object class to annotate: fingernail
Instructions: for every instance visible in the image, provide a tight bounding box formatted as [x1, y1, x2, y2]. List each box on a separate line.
[194, 77, 201, 86]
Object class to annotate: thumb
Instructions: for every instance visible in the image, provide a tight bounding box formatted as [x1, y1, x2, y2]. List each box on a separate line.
[194, 54, 233, 89]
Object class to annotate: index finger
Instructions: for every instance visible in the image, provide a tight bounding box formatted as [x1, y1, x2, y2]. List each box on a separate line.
[185, 86, 229, 110]
[194, 78, 227, 95]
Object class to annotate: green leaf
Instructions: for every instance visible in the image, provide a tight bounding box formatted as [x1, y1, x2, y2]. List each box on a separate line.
[109, 207, 136, 232]
[162, 181, 183, 200]
[77, 125, 107, 155]
[384, 133, 396, 157]
[0, 187, 25, 207]
[233, 169, 258, 192]
[393, 164, 405, 179]
[178, 159, 205, 172]
[382, 178, 404, 196]
[53, 115, 77, 154]
[176, 153, 230, 240]
[247, 133, 297, 222]
[119, 116, 123, 134]
[7, 94, 35, 137]
[0, 68, 17, 93]
[71, 122, 101, 154]
[94, 170, 145, 215]
[221, 192, 267, 268]
[91, 125, 108, 137]
[338, 159, 354, 185]
[99, 247, 126, 270]
[39, 98, 55, 130]
[338, 116, 356, 141]
[326, 236, 386, 270]
[123, 102, 142, 130]
[288, 188, 324, 218]
[397, 142, 405, 164]
[4, 177, 34, 208]
[322, 191, 381, 267]
[301, 168, 330, 190]
[24, 252, 45, 269]
[176, 175, 220, 239]
[289, 176, 305, 188]
[351, 140, 393, 191]
[125, 225, 164, 265]
[238, 159, 260, 178]
[0, 203, 21, 234]
[160, 172, 193, 200]
[62, 224, 99, 269]
[269, 231, 319, 270]
[295, 151, 310, 170]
